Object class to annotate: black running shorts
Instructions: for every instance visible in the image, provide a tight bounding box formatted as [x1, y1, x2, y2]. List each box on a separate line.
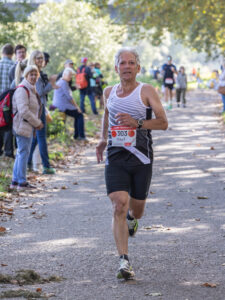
[105, 162, 153, 200]
[164, 83, 174, 90]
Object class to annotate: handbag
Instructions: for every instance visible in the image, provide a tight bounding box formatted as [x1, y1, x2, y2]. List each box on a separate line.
[218, 86, 225, 95]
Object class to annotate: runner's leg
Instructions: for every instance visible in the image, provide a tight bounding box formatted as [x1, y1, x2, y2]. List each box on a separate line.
[129, 198, 146, 219]
[109, 191, 129, 255]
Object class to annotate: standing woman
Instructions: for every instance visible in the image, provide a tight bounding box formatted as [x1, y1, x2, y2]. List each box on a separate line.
[27, 50, 57, 174]
[10, 65, 43, 190]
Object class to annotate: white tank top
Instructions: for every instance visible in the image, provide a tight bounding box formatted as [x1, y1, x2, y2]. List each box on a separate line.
[107, 82, 148, 127]
[106, 82, 153, 165]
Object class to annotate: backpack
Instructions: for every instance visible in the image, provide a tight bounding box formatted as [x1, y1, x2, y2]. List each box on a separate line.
[76, 67, 88, 89]
[0, 85, 29, 130]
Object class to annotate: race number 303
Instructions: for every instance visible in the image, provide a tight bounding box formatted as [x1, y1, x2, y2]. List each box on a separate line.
[110, 126, 136, 147]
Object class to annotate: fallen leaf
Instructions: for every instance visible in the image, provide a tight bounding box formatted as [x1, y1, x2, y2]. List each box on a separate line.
[201, 282, 217, 288]
[0, 226, 6, 233]
[195, 218, 201, 221]
[73, 182, 78, 185]
[197, 196, 208, 200]
[150, 191, 155, 194]
[61, 186, 68, 190]
[36, 288, 42, 293]
[144, 226, 152, 230]
[145, 292, 162, 297]
[1, 263, 8, 266]
[210, 146, 215, 150]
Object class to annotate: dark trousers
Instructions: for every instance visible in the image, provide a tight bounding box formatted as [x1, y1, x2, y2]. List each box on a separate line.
[176, 88, 186, 104]
[65, 109, 85, 139]
[79, 88, 98, 114]
[0, 128, 14, 157]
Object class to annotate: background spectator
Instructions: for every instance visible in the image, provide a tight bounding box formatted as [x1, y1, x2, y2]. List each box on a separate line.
[77, 57, 98, 115]
[0, 43, 15, 158]
[8, 44, 27, 84]
[27, 50, 57, 174]
[53, 67, 86, 140]
[10, 65, 43, 190]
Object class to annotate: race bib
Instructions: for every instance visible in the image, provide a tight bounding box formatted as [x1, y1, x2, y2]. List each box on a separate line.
[165, 78, 173, 84]
[110, 126, 136, 147]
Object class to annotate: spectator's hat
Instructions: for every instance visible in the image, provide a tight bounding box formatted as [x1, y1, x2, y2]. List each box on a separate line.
[81, 57, 88, 63]
[64, 59, 74, 65]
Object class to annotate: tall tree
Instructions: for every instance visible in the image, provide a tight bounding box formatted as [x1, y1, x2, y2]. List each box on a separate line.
[0, 2, 34, 47]
[29, 0, 125, 74]
[87, 0, 225, 57]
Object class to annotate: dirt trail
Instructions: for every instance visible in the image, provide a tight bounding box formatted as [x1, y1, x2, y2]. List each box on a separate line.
[1, 90, 225, 300]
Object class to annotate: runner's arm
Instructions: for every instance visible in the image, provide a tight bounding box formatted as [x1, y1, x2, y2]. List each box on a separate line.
[142, 84, 168, 130]
[116, 84, 168, 130]
[96, 86, 112, 163]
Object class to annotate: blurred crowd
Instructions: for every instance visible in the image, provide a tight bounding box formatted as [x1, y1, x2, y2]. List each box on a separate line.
[0, 43, 105, 190]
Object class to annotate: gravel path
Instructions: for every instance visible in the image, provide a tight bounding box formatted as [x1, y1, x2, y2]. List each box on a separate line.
[1, 90, 225, 300]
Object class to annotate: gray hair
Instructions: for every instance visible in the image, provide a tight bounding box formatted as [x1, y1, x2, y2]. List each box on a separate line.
[23, 65, 39, 79]
[115, 47, 140, 67]
[62, 67, 76, 77]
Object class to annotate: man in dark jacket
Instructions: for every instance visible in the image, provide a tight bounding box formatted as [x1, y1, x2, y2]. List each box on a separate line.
[8, 44, 27, 84]
[77, 57, 98, 114]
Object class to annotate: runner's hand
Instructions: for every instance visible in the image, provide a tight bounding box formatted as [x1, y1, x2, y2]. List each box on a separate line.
[96, 140, 107, 163]
[115, 113, 137, 127]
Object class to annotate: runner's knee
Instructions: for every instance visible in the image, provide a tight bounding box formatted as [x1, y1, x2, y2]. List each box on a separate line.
[110, 193, 128, 218]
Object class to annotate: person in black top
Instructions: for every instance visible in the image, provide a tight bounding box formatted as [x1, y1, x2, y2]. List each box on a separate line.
[162, 55, 177, 109]
[77, 57, 98, 114]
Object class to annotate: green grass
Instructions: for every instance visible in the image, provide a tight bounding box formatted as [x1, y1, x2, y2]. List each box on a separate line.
[0, 159, 14, 193]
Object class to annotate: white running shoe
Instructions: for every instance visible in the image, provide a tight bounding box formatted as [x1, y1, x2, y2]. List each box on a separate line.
[117, 258, 135, 280]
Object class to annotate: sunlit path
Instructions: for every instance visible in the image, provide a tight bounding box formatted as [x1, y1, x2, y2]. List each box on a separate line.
[1, 90, 225, 300]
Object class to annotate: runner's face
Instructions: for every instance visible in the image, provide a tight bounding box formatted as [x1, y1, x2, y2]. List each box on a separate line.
[115, 52, 140, 80]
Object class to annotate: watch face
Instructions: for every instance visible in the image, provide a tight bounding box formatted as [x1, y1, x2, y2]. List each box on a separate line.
[138, 119, 144, 126]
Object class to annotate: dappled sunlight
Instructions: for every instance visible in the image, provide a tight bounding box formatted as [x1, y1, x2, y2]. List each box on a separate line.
[16, 237, 99, 254]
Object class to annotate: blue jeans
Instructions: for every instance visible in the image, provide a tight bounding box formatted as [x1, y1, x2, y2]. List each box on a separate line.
[28, 107, 50, 168]
[79, 89, 98, 114]
[221, 94, 225, 112]
[65, 109, 85, 139]
[12, 134, 33, 184]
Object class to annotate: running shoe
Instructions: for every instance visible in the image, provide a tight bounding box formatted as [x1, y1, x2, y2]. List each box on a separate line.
[127, 218, 138, 237]
[117, 258, 135, 280]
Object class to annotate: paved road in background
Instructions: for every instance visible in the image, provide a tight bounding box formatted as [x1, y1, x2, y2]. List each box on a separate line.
[1, 90, 225, 300]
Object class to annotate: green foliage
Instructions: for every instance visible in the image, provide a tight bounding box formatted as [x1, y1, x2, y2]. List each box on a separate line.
[28, 0, 125, 75]
[47, 110, 66, 138]
[85, 120, 98, 137]
[49, 151, 64, 161]
[0, 2, 34, 47]
[0, 160, 13, 193]
[89, 0, 225, 57]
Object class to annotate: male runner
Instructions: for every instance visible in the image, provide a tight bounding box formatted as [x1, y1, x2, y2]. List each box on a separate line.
[162, 55, 177, 109]
[96, 47, 168, 280]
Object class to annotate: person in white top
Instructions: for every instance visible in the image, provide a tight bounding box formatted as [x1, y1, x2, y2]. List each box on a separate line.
[96, 47, 168, 280]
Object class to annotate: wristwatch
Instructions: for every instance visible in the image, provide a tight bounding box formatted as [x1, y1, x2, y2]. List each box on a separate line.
[137, 119, 144, 129]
